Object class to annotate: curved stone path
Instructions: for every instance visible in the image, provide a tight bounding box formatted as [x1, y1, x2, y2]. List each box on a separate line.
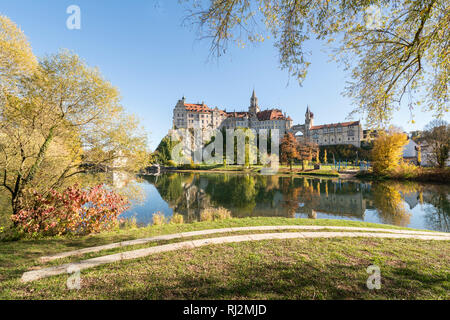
[39, 225, 450, 262]
[22, 226, 450, 283]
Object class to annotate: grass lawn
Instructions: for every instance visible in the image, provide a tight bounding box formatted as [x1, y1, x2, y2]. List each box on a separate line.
[0, 217, 448, 300]
[296, 169, 339, 177]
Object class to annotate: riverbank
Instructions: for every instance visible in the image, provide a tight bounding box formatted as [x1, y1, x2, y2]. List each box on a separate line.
[164, 164, 343, 178]
[356, 167, 450, 183]
[161, 165, 450, 183]
[1, 217, 448, 299]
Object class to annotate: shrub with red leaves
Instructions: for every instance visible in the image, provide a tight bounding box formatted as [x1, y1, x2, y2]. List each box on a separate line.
[11, 184, 129, 236]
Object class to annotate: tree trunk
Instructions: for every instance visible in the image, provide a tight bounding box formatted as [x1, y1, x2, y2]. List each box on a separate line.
[11, 126, 56, 215]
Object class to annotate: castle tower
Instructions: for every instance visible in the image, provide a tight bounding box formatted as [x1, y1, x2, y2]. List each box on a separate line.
[305, 105, 314, 129]
[249, 89, 260, 115]
[303, 106, 314, 138]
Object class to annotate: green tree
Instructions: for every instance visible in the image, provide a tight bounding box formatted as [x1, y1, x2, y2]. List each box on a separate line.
[153, 135, 177, 165]
[184, 0, 448, 127]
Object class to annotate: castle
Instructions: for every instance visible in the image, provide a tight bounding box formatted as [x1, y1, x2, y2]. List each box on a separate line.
[291, 107, 363, 147]
[172, 90, 293, 137]
[172, 91, 363, 147]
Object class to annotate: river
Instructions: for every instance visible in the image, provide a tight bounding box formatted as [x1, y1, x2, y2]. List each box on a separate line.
[118, 172, 450, 232]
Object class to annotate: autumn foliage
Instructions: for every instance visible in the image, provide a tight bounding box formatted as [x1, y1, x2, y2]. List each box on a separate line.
[280, 133, 299, 170]
[11, 185, 129, 236]
[371, 129, 408, 174]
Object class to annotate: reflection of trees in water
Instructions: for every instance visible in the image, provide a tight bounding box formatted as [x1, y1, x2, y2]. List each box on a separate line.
[372, 182, 412, 227]
[422, 185, 450, 232]
[149, 173, 449, 230]
[144, 173, 206, 222]
[371, 181, 450, 231]
[144, 173, 185, 204]
[289, 178, 320, 218]
[151, 174, 370, 220]
[205, 174, 258, 216]
[295, 178, 369, 219]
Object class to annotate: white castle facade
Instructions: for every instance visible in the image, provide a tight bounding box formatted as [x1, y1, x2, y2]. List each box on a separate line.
[291, 107, 364, 147]
[173, 90, 293, 137]
[172, 91, 364, 147]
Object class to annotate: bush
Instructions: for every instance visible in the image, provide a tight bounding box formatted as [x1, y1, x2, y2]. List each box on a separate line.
[11, 185, 129, 237]
[170, 213, 184, 224]
[181, 160, 199, 170]
[118, 217, 138, 230]
[389, 162, 420, 179]
[200, 207, 232, 222]
[167, 160, 177, 167]
[152, 212, 166, 225]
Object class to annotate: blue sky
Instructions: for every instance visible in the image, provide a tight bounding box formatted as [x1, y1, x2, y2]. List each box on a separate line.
[1, 0, 441, 149]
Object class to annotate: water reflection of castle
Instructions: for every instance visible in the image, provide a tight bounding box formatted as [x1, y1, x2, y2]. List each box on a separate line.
[140, 173, 449, 231]
[147, 174, 375, 221]
[295, 180, 373, 219]
[304, 188, 368, 218]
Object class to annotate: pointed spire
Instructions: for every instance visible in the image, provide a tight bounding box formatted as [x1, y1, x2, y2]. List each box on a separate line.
[252, 89, 256, 99]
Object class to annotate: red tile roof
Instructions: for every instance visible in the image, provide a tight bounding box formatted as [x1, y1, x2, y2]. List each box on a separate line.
[226, 111, 249, 118]
[184, 103, 212, 113]
[256, 109, 289, 121]
[310, 121, 360, 130]
[183, 102, 292, 121]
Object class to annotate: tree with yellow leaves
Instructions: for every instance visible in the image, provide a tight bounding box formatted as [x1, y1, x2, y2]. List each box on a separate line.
[184, 0, 448, 127]
[0, 16, 148, 215]
[371, 128, 408, 174]
[0, 15, 37, 87]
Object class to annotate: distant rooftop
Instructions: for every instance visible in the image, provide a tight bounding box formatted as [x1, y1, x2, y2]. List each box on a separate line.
[310, 121, 360, 130]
